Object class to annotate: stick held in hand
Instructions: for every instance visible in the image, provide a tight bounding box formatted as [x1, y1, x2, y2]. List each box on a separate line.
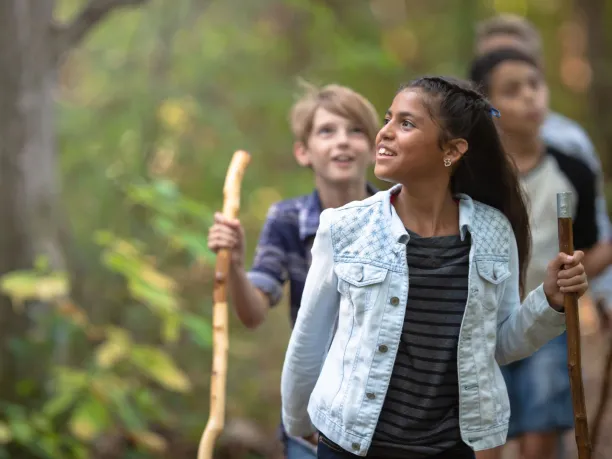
[557, 191, 592, 459]
[198, 150, 251, 459]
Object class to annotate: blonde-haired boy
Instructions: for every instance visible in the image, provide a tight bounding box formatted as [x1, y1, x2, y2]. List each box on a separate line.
[207, 82, 380, 458]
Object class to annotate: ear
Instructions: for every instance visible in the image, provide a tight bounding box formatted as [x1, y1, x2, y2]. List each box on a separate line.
[443, 138, 468, 167]
[293, 141, 311, 167]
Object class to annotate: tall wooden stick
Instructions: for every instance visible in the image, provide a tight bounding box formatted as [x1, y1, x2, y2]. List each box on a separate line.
[198, 150, 251, 459]
[557, 191, 592, 459]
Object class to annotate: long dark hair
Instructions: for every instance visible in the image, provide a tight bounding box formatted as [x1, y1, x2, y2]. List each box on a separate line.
[402, 76, 531, 296]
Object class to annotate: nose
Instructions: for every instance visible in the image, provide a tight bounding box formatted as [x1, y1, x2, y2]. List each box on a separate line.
[335, 128, 349, 147]
[378, 122, 394, 142]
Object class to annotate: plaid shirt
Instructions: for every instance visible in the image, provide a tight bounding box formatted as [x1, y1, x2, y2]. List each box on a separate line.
[248, 184, 378, 326]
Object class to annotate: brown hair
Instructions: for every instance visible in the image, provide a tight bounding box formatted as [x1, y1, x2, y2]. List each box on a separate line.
[403, 76, 532, 297]
[289, 80, 379, 147]
[475, 14, 542, 58]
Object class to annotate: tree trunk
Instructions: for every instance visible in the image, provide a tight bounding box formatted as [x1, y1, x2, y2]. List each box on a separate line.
[579, 0, 612, 178]
[0, 0, 65, 402]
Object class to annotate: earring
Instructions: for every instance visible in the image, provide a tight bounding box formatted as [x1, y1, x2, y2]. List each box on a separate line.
[444, 158, 452, 167]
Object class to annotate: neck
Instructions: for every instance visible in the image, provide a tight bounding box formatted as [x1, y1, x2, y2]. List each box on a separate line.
[316, 177, 369, 210]
[395, 178, 459, 237]
[501, 131, 545, 174]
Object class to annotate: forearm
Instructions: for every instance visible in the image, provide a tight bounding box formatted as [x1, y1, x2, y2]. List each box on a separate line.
[496, 285, 566, 365]
[227, 265, 269, 329]
[582, 243, 612, 279]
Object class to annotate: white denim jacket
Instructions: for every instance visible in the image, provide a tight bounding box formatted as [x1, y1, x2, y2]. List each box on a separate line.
[281, 185, 566, 455]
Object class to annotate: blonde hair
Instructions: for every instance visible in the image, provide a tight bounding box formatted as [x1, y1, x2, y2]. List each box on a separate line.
[289, 79, 379, 147]
[475, 14, 542, 57]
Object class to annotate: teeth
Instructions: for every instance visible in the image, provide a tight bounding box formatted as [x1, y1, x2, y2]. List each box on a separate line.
[378, 147, 395, 156]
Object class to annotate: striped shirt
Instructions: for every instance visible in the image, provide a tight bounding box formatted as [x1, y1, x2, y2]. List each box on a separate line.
[370, 229, 471, 458]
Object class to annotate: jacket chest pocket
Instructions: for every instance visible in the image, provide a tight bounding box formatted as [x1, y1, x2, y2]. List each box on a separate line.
[475, 259, 511, 311]
[334, 262, 388, 312]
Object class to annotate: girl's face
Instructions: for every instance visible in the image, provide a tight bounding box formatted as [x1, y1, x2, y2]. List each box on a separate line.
[488, 60, 549, 136]
[375, 90, 462, 184]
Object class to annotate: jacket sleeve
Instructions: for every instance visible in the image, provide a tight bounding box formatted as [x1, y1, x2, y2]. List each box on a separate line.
[281, 209, 340, 437]
[495, 232, 566, 366]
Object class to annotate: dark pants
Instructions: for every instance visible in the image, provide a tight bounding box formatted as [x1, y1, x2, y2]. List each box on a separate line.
[317, 435, 475, 459]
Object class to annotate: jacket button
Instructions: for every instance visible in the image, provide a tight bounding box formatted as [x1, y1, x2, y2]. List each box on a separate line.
[366, 392, 376, 400]
[390, 297, 400, 305]
[352, 443, 360, 451]
[378, 345, 388, 353]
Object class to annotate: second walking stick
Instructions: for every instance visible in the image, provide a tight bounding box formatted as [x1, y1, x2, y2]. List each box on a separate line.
[557, 191, 592, 459]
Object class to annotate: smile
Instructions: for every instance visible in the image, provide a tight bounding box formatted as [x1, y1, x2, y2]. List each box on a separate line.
[377, 147, 396, 157]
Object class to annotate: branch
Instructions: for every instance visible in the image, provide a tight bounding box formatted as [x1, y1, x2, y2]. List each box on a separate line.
[53, 0, 148, 62]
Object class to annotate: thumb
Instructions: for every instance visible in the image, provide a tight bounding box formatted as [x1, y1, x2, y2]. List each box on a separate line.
[550, 252, 574, 271]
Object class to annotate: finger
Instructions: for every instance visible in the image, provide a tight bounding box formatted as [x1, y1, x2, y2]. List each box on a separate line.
[559, 281, 588, 294]
[214, 212, 241, 228]
[210, 224, 241, 239]
[557, 264, 585, 280]
[549, 252, 570, 271]
[208, 234, 239, 250]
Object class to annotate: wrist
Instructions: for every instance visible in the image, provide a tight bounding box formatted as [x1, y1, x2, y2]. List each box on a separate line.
[545, 292, 564, 312]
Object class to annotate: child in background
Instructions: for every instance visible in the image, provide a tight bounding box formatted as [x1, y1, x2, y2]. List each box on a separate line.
[469, 48, 610, 459]
[281, 76, 589, 459]
[207, 82, 380, 459]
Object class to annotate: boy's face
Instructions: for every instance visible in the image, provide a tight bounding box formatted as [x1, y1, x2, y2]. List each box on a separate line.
[295, 108, 374, 185]
[488, 60, 549, 136]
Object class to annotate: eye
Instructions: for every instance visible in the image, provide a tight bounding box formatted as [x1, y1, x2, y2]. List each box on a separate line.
[350, 126, 364, 134]
[317, 125, 334, 135]
[383, 118, 391, 125]
[401, 120, 414, 129]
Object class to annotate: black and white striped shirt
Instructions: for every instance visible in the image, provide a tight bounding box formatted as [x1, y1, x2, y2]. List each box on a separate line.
[370, 229, 471, 458]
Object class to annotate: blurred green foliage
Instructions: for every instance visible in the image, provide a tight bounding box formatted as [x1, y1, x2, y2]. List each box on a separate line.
[1, 0, 611, 456]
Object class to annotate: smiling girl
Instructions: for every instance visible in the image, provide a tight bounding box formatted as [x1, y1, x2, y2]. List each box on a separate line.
[280, 76, 589, 459]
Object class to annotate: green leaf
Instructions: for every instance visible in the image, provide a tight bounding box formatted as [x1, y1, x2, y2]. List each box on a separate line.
[0, 271, 69, 304]
[182, 313, 212, 348]
[161, 313, 181, 343]
[94, 327, 131, 368]
[0, 423, 12, 445]
[68, 395, 111, 441]
[130, 346, 192, 393]
[107, 389, 145, 432]
[153, 179, 179, 199]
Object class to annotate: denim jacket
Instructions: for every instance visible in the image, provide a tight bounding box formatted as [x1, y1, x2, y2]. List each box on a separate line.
[281, 185, 566, 454]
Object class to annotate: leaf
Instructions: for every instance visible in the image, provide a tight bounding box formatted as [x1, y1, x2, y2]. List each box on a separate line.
[153, 179, 179, 199]
[130, 346, 192, 393]
[0, 423, 12, 445]
[107, 389, 145, 431]
[94, 327, 131, 368]
[42, 391, 81, 419]
[0, 271, 69, 304]
[161, 313, 181, 343]
[43, 367, 89, 418]
[182, 313, 212, 348]
[129, 279, 178, 312]
[131, 430, 168, 453]
[68, 396, 110, 441]
[7, 419, 33, 444]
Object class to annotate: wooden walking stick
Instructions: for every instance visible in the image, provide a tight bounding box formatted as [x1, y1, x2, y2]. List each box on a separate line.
[198, 150, 251, 459]
[557, 191, 592, 459]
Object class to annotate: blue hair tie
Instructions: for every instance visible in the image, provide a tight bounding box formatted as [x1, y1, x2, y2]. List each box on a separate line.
[490, 107, 501, 118]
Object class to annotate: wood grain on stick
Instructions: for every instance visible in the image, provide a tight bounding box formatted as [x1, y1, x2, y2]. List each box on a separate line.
[557, 191, 592, 459]
[198, 150, 251, 459]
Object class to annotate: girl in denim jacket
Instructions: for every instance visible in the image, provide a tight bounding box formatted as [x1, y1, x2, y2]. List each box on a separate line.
[280, 76, 589, 459]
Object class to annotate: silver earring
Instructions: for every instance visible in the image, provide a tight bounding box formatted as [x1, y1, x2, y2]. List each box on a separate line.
[444, 158, 452, 167]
